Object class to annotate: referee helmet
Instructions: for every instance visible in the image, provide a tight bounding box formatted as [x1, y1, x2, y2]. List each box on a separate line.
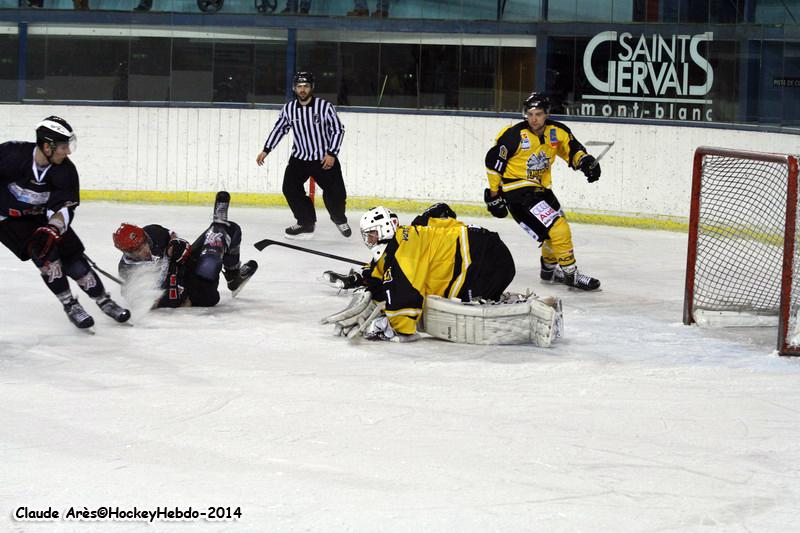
[293, 71, 315, 88]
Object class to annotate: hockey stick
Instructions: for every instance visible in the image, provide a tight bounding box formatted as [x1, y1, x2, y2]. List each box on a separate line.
[83, 253, 123, 285]
[377, 74, 388, 107]
[254, 239, 364, 266]
[584, 141, 615, 169]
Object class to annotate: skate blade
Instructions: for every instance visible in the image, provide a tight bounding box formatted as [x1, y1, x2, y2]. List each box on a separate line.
[284, 233, 314, 241]
[231, 278, 252, 298]
[79, 326, 96, 335]
[566, 285, 602, 292]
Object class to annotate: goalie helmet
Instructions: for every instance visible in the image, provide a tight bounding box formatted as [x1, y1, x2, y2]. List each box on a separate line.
[113, 223, 146, 253]
[522, 92, 550, 117]
[360, 206, 398, 261]
[36, 115, 77, 152]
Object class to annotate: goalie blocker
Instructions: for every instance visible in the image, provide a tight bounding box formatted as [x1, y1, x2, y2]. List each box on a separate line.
[423, 294, 563, 348]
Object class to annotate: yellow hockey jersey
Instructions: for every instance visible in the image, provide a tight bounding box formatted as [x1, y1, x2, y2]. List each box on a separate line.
[369, 219, 471, 335]
[485, 119, 588, 193]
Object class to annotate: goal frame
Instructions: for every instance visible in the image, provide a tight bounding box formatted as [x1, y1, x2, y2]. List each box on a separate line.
[683, 146, 800, 356]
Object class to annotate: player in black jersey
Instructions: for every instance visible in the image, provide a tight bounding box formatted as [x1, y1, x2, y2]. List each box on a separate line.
[0, 116, 130, 330]
[112, 192, 258, 308]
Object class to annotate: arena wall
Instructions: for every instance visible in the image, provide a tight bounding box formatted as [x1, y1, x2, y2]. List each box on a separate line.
[2, 104, 797, 228]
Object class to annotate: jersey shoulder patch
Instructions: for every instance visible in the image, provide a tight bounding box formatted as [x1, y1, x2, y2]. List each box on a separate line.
[545, 119, 572, 133]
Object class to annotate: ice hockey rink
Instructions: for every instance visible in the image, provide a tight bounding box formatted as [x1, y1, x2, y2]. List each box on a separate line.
[2, 201, 799, 532]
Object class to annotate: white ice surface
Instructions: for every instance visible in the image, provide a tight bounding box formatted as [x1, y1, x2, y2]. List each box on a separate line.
[2, 202, 800, 532]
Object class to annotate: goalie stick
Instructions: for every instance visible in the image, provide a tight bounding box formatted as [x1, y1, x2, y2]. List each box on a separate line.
[254, 239, 364, 266]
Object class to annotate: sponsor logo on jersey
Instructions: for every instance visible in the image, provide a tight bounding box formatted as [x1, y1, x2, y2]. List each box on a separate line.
[530, 200, 559, 228]
[549, 129, 560, 146]
[525, 151, 550, 181]
[203, 231, 225, 248]
[8, 183, 50, 205]
[383, 266, 393, 283]
[520, 132, 531, 150]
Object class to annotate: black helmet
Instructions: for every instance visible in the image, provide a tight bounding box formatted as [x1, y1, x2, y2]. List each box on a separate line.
[36, 116, 77, 151]
[522, 92, 551, 116]
[292, 71, 315, 87]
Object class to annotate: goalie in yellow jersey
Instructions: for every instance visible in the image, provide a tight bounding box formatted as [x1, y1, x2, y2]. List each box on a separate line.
[484, 91, 601, 291]
[321, 205, 563, 347]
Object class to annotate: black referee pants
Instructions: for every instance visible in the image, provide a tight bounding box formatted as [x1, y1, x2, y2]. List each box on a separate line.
[282, 156, 347, 226]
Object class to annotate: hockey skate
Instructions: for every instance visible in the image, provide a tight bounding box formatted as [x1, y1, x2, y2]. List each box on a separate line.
[213, 190, 230, 225]
[563, 268, 601, 291]
[97, 295, 132, 323]
[285, 223, 314, 240]
[225, 260, 258, 296]
[64, 299, 95, 330]
[335, 221, 352, 238]
[540, 259, 565, 284]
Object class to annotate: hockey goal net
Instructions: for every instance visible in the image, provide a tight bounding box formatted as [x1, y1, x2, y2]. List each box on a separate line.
[683, 146, 800, 355]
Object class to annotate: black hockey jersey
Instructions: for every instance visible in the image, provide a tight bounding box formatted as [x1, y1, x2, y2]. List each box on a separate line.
[118, 224, 192, 308]
[0, 141, 80, 222]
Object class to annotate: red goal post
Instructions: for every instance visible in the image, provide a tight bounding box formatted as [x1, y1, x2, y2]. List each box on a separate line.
[683, 146, 800, 356]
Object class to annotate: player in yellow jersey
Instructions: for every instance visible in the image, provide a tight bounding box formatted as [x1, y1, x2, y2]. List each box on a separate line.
[321, 205, 563, 347]
[484, 92, 601, 291]
[362, 207, 515, 337]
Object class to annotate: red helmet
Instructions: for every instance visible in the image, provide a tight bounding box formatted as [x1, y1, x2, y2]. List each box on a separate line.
[113, 223, 145, 252]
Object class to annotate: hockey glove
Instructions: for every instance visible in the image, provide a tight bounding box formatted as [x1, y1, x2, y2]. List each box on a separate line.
[484, 188, 508, 218]
[421, 202, 457, 220]
[27, 224, 61, 260]
[579, 155, 601, 183]
[167, 238, 192, 264]
[322, 269, 364, 290]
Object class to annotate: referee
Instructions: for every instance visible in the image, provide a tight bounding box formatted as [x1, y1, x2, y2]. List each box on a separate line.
[256, 71, 351, 240]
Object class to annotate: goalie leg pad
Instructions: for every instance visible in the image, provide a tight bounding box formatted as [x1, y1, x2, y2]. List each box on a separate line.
[423, 294, 562, 347]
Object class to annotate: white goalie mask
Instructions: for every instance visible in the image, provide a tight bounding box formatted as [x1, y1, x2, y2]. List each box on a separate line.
[360, 206, 398, 261]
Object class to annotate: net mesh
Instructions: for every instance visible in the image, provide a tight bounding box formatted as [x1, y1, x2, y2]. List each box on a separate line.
[693, 154, 790, 315]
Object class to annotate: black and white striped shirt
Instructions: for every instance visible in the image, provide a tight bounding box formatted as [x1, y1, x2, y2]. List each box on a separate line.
[262, 97, 345, 161]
